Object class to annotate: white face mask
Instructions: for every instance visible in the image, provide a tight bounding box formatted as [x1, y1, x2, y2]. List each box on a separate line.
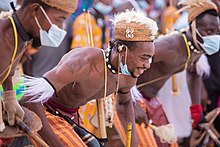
[34, 6, 67, 47]
[201, 35, 220, 55]
[94, 2, 113, 15]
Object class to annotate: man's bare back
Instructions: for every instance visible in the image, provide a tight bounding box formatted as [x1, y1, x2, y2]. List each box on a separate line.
[0, 0, 75, 127]
[137, 33, 190, 98]
[49, 47, 136, 108]
[137, 10, 220, 99]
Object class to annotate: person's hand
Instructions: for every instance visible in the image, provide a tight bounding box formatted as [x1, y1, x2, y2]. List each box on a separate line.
[2, 90, 24, 126]
[190, 104, 206, 129]
[134, 102, 149, 127]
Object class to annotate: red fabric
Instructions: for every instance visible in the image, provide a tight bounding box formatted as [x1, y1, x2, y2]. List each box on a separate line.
[46, 99, 79, 113]
[0, 138, 14, 146]
[190, 104, 203, 128]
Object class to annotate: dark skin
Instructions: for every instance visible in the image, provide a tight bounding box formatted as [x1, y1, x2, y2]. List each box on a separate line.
[136, 12, 219, 124]
[22, 42, 154, 147]
[0, 2, 69, 125]
[93, 0, 113, 5]
[0, 3, 69, 87]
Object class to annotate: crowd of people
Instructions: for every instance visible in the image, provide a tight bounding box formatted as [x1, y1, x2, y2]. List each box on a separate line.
[0, 0, 219, 147]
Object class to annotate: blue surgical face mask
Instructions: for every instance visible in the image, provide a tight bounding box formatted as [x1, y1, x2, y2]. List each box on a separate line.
[201, 35, 220, 55]
[137, 0, 148, 10]
[34, 6, 67, 47]
[94, 2, 113, 15]
[120, 62, 130, 75]
[120, 48, 130, 75]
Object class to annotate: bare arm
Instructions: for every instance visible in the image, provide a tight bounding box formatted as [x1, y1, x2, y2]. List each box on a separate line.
[116, 91, 138, 147]
[2, 63, 24, 126]
[187, 69, 205, 128]
[21, 98, 64, 147]
[43, 52, 90, 92]
[2, 76, 13, 91]
[187, 70, 201, 105]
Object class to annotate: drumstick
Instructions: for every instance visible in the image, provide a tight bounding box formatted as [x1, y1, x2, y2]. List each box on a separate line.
[87, 10, 94, 47]
[191, 108, 220, 146]
[126, 122, 132, 147]
[85, 10, 107, 144]
[16, 117, 49, 147]
[83, 9, 91, 46]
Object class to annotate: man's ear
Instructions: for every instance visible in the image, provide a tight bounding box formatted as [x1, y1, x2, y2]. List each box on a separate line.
[117, 44, 128, 53]
[30, 3, 41, 17]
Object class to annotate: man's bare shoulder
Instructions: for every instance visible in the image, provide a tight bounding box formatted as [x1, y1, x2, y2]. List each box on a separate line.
[154, 33, 184, 64]
[57, 47, 104, 75]
[60, 47, 102, 61]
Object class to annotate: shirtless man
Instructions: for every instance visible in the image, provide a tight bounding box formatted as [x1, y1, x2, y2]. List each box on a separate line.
[137, 0, 219, 130]
[0, 0, 77, 128]
[21, 10, 158, 147]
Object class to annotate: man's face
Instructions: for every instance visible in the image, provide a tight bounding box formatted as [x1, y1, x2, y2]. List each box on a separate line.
[39, 7, 69, 31]
[126, 42, 155, 78]
[196, 13, 220, 37]
[31, 4, 69, 45]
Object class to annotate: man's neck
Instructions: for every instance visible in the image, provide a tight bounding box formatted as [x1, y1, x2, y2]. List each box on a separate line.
[185, 29, 203, 54]
[15, 9, 33, 40]
[107, 48, 120, 74]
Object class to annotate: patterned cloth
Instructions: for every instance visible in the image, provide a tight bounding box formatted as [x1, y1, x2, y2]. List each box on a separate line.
[114, 97, 179, 147]
[45, 100, 100, 147]
[113, 106, 158, 147]
[160, 6, 179, 34]
[71, 9, 110, 49]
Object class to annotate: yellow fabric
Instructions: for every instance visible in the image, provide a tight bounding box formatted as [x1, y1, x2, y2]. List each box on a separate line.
[161, 6, 179, 34]
[45, 110, 87, 147]
[79, 102, 99, 137]
[71, 13, 110, 49]
[113, 107, 158, 147]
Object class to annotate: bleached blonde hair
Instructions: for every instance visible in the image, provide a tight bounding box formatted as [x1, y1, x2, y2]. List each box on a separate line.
[112, 9, 158, 37]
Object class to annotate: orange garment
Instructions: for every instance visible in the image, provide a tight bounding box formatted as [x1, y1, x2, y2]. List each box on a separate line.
[114, 98, 179, 147]
[71, 12, 110, 49]
[114, 107, 158, 147]
[161, 6, 179, 34]
[45, 110, 87, 147]
[79, 101, 99, 137]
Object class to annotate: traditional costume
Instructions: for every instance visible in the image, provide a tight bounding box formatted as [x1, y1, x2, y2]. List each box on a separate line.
[71, 9, 110, 49]
[134, 0, 218, 146]
[23, 9, 158, 147]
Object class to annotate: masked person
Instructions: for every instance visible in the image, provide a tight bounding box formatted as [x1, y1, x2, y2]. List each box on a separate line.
[127, 0, 219, 146]
[202, 0, 220, 139]
[0, 0, 78, 131]
[71, 0, 112, 49]
[112, 0, 219, 146]
[20, 10, 158, 147]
